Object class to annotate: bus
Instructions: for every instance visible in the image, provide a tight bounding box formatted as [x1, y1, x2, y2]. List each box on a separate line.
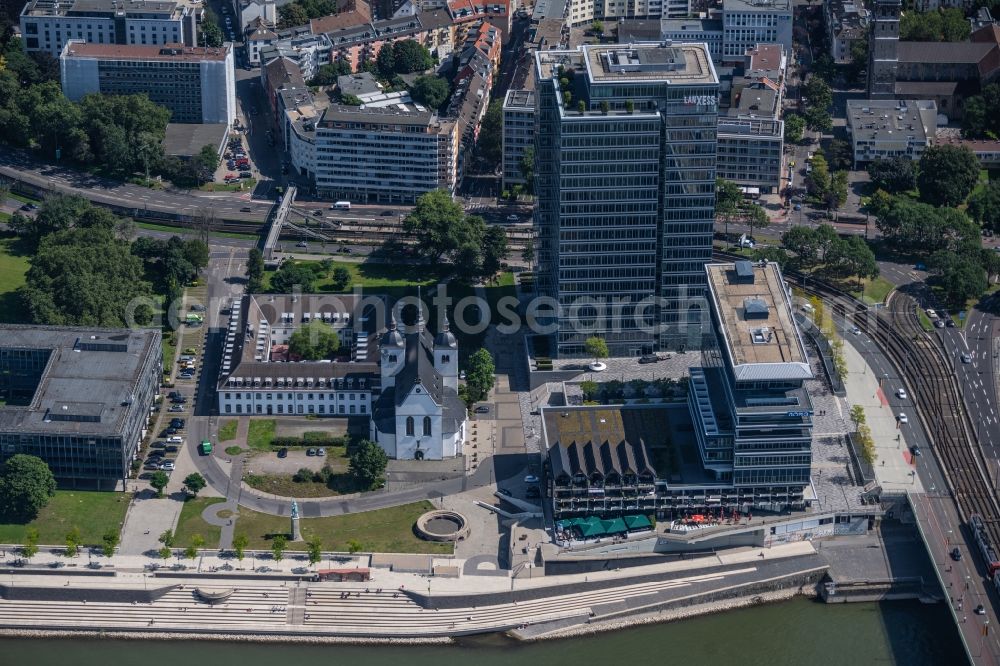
[199, 440, 212, 455]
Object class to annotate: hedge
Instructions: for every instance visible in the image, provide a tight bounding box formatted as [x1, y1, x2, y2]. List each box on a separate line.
[270, 436, 345, 448]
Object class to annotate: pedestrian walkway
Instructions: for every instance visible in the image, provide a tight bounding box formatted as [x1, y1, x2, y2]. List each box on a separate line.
[841, 340, 924, 492]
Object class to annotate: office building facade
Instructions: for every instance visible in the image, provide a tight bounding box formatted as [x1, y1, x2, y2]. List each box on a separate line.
[533, 43, 719, 357]
[690, 261, 813, 505]
[501, 88, 535, 189]
[20, 0, 200, 57]
[60, 41, 236, 125]
[0, 326, 162, 490]
[721, 0, 792, 61]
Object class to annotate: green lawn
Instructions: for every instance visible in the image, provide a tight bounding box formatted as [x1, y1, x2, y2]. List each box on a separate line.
[135, 221, 260, 241]
[8, 192, 41, 205]
[199, 178, 258, 192]
[218, 420, 238, 442]
[246, 419, 276, 451]
[0, 235, 30, 323]
[850, 276, 895, 305]
[263, 259, 450, 293]
[0, 491, 131, 546]
[0, 211, 10, 222]
[916, 309, 934, 332]
[172, 497, 226, 548]
[161, 329, 177, 377]
[232, 500, 452, 554]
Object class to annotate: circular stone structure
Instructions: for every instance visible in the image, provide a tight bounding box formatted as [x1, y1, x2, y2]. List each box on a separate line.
[415, 510, 470, 542]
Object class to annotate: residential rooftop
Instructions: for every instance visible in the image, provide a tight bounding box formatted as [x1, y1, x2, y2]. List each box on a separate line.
[705, 261, 811, 381]
[61, 42, 230, 62]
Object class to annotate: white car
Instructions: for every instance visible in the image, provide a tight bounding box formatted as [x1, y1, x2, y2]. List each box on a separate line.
[160, 462, 175, 471]
[897, 413, 909, 424]
[167, 436, 184, 444]
[961, 352, 973, 364]
[524, 474, 539, 484]
[925, 308, 938, 319]
[897, 388, 907, 399]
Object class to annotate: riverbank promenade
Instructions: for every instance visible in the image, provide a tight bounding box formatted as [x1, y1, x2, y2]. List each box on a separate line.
[0, 542, 824, 640]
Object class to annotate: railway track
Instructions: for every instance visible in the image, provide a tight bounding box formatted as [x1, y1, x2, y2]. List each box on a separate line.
[785, 273, 1000, 546]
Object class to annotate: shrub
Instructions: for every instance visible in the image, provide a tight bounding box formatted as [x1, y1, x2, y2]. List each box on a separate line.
[293, 467, 314, 483]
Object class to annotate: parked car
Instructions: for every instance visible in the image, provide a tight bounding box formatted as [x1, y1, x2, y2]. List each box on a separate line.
[474, 405, 490, 414]
[143, 463, 160, 471]
[150, 441, 166, 449]
[277, 448, 288, 458]
[638, 354, 660, 364]
[168, 405, 185, 412]
[168, 391, 182, 400]
[160, 462, 175, 471]
[183, 347, 198, 354]
[167, 436, 183, 444]
[165, 445, 179, 453]
[306, 448, 317, 456]
[240, 171, 252, 178]
[317, 447, 326, 457]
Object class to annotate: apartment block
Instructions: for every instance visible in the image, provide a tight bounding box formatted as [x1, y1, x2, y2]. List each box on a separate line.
[258, 29, 331, 81]
[721, 0, 792, 61]
[20, 0, 200, 56]
[0, 325, 161, 490]
[825, 0, 869, 65]
[60, 41, 236, 125]
[534, 43, 719, 357]
[502, 88, 535, 189]
[846, 99, 936, 165]
[314, 90, 459, 203]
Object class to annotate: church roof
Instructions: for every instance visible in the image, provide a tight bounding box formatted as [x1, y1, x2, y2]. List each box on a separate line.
[434, 317, 458, 349]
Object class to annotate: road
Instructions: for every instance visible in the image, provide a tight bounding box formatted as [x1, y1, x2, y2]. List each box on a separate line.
[0, 149, 273, 222]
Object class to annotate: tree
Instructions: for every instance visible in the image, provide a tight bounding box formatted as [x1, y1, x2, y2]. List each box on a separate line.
[521, 238, 535, 267]
[848, 30, 869, 83]
[201, 19, 224, 47]
[969, 181, 1000, 232]
[477, 100, 503, 166]
[101, 528, 119, 558]
[330, 265, 352, 291]
[409, 75, 449, 110]
[309, 60, 353, 86]
[580, 379, 599, 402]
[392, 40, 433, 73]
[22, 526, 40, 560]
[347, 539, 363, 554]
[246, 247, 264, 293]
[584, 336, 609, 364]
[715, 178, 743, 242]
[150, 470, 169, 497]
[829, 170, 849, 209]
[158, 545, 172, 560]
[0, 454, 56, 522]
[277, 3, 309, 28]
[158, 529, 175, 548]
[404, 190, 469, 261]
[826, 139, 853, 171]
[65, 526, 81, 557]
[867, 188, 894, 218]
[918, 145, 981, 207]
[930, 250, 988, 305]
[868, 157, 916, 194]
[784, 113, 805, 144]
[807, 153, 831, 198]
[375, 43, 396, 79]
[270, 534, 287, 562]
[961, 84, 1000, 139]
[183, 473, 207, 497]
[306, 535, 323, 565]
[185, 534, 204, 560]
[270, 261, 316, 292]
[20, 226, 151, 327]
[288, 320, 340, 360]
[781, 226, 821, 267]
[193, 144, 220, 184]
[233, 533, 249, 561]
[743, 201, 770, 237]
[850, 404, 866, 429]
[828, 235, 878, 280]
[465, 348, 496, 403]
[591, 20, 604, 34]
[480, 226, 509, 279]
[901, 8, 969, 42]
[349, 440, 389, 490]
[803, 77, 833, 132]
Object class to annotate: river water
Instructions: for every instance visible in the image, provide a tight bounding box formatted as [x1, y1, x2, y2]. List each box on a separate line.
[0, 598, 966, 666]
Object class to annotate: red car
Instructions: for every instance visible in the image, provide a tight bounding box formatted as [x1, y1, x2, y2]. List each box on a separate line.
[224, 173, 236, 180]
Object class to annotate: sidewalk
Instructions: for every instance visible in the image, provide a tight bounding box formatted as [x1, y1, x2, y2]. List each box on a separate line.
[841, 340, 925, 493]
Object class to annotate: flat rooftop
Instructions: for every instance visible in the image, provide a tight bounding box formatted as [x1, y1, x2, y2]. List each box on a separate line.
[846, 99, 936, 144]
[62, 42, 230, 62]
[706, 261, 811, 381]
[163, 123, 229, 158]
[0, 325, 159, 435]
[24, 0, 191, 16]
[585, 43, 717, 84]
[723, 0, 791, 12]
[503, 89, 535, 109]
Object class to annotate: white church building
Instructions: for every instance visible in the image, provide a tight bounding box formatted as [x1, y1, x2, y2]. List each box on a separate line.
[370, 313, 466, 460]
[216, 293, 467, 460]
